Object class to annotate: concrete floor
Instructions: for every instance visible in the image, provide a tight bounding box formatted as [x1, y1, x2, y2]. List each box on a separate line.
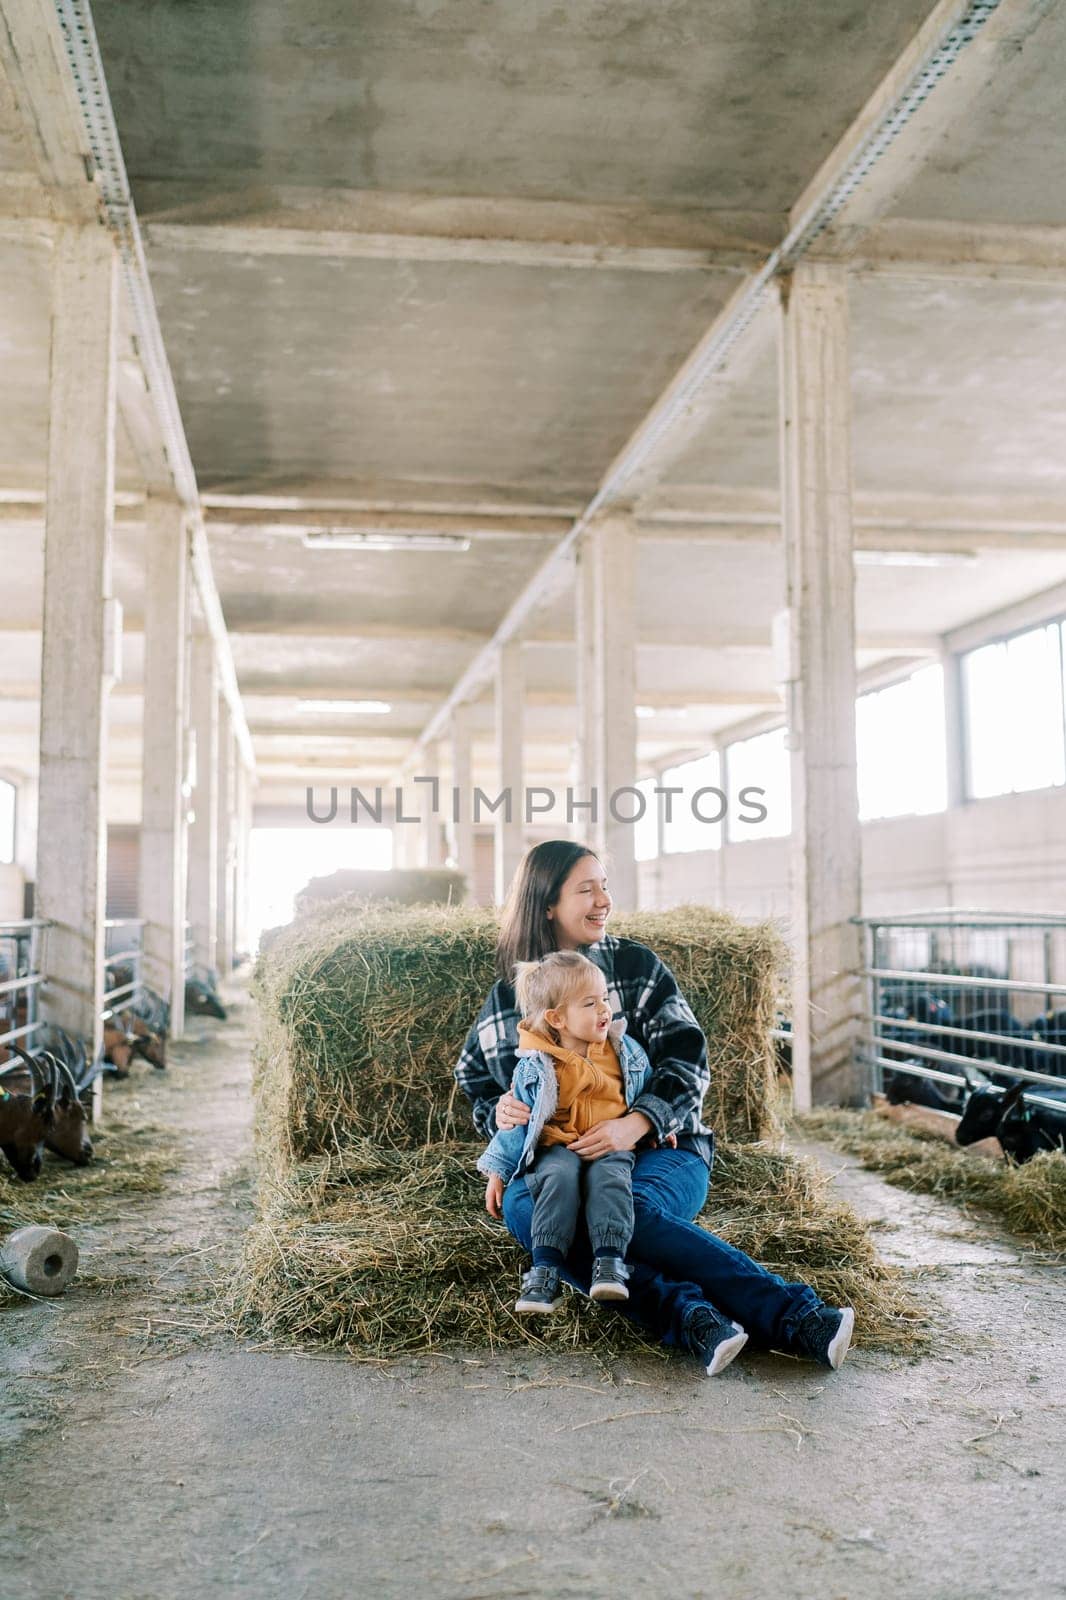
[2, 993, 1065, 1600]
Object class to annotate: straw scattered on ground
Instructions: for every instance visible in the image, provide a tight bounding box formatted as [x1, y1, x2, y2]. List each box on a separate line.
[0, 1114, 178, 1234]
[0, 1115, 182, 1307]
[253, 901, 787, 1166]
[797, 1108, 1066, 1255]
[231, 1137, 924, 1360]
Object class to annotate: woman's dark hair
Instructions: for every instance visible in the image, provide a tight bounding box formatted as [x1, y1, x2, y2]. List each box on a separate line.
[496, 840, 600, 983]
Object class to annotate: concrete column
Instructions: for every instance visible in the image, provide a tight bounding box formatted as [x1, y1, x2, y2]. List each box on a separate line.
[494, 641, 524, 903]
[140, 497, 188, 1037]
[448, 705, 476, 893]
[419, 745, 446, 870]
[233, 758, 253, 958]
[215, 699, 236, 975]
[36, 227, 117, 1081]
[574, 537, 603, 852]
[779, 261, 862, 1109]
[187, 630, 219, 974]
[586, 515, 638, 910]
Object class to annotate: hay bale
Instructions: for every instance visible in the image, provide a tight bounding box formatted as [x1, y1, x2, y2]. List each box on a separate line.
[253, 902, 785, 1165]
[232, 1137, 923, 1358]
[797, 1109, 1066, 1254]
[294, 867, 466, 915]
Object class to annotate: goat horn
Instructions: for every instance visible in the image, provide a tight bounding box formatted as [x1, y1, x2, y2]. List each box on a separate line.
[5, 1045, 45, 1098]
[51, 1053, 81, 1100]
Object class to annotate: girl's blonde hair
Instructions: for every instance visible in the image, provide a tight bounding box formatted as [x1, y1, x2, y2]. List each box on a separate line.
[514, 950, 603, 1038]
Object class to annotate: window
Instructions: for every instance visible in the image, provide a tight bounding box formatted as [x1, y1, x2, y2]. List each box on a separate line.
[0, 779, 14, 866]
[726, 728, 791, 841]
[633, 777, 659, 862]
[661, 752, 723, 854]
[963, 623, 1066, 799]
[856, 665, 948, 820]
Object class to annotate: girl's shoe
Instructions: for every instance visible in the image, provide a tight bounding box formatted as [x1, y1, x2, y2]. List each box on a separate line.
[681, 1302, 749, 1376]
[589, 1255, 630, 1302]
[515, 1265, 564, 1314]
[790, 1306, 855, 1370]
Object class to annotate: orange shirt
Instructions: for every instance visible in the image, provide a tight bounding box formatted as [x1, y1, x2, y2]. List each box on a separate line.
[517, 1022, 628, 1148]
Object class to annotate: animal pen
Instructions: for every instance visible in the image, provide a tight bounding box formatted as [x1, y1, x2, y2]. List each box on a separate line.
[857, 910, 1066, 1111]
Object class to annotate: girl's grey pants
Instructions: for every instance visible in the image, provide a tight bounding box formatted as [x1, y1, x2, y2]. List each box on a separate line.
[524, 1143, 635, 1257]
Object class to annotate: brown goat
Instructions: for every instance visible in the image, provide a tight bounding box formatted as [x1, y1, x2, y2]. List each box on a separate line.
[0, 1048, 92, 1168]
[0, 1050, 56, 1181]
[103, 1019, 137, 1078]
[119, 1009, 167, 1070]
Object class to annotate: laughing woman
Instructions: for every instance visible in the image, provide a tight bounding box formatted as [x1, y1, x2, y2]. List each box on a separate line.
[455, 840, 854, 1375]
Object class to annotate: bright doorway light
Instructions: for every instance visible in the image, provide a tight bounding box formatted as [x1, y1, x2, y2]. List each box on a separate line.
[248, 826, 393, 952]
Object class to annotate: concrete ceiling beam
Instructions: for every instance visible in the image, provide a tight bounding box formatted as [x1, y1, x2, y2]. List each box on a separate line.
[6, 486, 1066, 546]
[0, 1, 99, 222]
[856, 219, 1066, 284]
[0, 621, 941, 656]
[136, 187, 779, 274]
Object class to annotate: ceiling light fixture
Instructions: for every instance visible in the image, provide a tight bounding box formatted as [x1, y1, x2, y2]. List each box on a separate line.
[302, 530, 471, 553]
[854, 549, 979, 568]
[297, 700, 392, 715]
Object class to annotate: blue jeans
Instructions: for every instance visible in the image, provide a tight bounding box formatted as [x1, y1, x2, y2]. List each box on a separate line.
[503, 1145, 821, 1351]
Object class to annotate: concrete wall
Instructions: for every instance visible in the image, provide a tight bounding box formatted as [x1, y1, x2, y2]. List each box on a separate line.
[638, 787, 1066, 924]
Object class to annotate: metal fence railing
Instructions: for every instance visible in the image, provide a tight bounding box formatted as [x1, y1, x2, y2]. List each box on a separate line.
[103, 918, 145, 1019]
[855, 910, 1066, 1115]
[0, 918, 50, 1052]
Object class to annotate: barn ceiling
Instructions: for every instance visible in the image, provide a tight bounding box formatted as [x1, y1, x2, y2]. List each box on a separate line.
[2, 1, 1066, 812]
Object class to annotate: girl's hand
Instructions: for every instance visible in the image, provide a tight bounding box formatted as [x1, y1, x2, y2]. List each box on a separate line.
[494, 1091, 531, 1131]
[485, 1173, 505, 1219]
[570, 1111, 653, 1160]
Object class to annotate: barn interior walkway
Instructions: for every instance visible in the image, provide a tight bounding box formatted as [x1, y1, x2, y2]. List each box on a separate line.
[2, 1000, 1064, 1600]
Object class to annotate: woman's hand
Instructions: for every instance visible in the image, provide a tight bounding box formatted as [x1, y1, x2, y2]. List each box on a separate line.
[494, 1091, 531, 1131]
[484, 1173, 505, 1219]
[570, 1111, 653, 1160]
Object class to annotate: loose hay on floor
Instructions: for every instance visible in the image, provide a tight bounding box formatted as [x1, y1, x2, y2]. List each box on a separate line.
[253, 901, 786, 1164]
[232, 1138, 923, 1359]
[0, 1117, 181, 1307]
[797, 1108, 1066, 1255]
[0, 1116, 177, 1230]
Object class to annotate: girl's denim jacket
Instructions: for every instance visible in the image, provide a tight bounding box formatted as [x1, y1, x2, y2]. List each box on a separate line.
[476, 1020, 653, 1185]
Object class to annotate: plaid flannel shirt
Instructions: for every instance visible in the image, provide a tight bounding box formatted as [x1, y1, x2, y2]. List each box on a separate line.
[455, 935, 713, 1161]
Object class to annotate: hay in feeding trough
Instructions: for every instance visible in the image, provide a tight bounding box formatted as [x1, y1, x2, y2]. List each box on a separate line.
[252, 901, 786, 1167]
[232, 1137, 923, 1359]
[797, 1109, 1066, 1255]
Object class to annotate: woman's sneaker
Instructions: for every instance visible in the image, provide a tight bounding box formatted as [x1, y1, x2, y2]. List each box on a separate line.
[790, 1306, 855, 1370]
[515, 1265, 564, 1314]
[681, 1302, 749, 1376]
[589, 1255, 630, 1302]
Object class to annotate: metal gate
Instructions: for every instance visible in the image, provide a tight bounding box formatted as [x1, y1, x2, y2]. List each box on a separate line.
[855, 910, 1066, 1113]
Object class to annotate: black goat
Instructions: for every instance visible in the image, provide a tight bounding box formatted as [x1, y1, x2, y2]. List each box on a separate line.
[883, 1063, 966, 1114]
[956, 1079, 1066, 1163]
[185, 966, 226, 1021]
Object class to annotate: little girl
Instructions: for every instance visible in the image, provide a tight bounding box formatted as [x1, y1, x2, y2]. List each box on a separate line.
[477, 951, 747, 1370]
